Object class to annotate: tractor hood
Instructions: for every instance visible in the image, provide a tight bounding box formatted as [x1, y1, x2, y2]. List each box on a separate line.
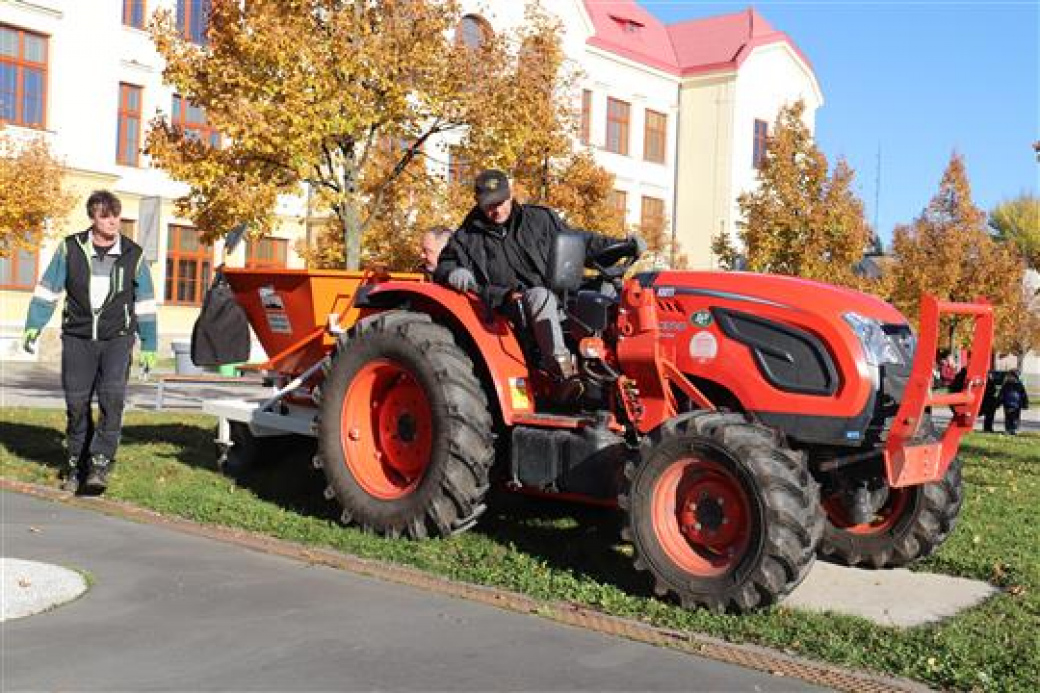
[642, 271, 907, 326]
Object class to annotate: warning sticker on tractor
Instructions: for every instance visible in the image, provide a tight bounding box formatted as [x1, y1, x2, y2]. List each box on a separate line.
[266, 310, 292, 334]
[689, 330, 718, 361]
[509, 377, 532, 410]
[258, 285, 285, 311]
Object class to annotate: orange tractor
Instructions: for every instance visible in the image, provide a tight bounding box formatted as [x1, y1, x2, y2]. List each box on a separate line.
[207, 236, 992, 612]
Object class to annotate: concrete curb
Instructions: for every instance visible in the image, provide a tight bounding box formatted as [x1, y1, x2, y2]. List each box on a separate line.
[1, 478, 928, 693]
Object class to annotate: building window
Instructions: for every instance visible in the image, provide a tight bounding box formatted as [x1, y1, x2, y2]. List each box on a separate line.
[753, 119, 769, 169]
[245, 237, 288, 269]
[609, 189, 628, 220]
[605, 97, 630, 156]
[448, 146, 474, 187]
[0, 246, 38, 290]
[580, 90, 592, 145]
[120, 219, 136, 240]
[644, 109, 667, 164]
[122, 1, 146, 29]
[117, 83, 143, 166]
[172, 94, 219, 147]
[640, 196, 665, 234]
[177, 0, 210, 44]
[457, 15, 491, 50]
[165, 225, 211, 305]
[0, 25, 47, 128]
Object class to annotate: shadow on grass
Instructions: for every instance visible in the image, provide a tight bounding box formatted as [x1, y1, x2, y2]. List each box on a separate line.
[219, 436, 339, 522]
[121, 423, 221, 469]
[0, 420, 225, 472]
[0, 421, 66, 471]
[475, 489, 651, 597]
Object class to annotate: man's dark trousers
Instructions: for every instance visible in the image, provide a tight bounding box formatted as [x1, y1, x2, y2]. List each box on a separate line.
[981, 403, 997, 432]
[61, 333, 133, 460]
[1004, 407, 1021, 435]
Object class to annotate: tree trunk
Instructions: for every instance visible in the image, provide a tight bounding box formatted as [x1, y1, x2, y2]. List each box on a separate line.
[341, 204, 362, 271]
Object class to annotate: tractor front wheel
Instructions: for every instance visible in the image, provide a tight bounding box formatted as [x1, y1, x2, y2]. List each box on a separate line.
[820, 458, 963, 569]
[315, 311, 493, 539]
[622, 412, 823, 612]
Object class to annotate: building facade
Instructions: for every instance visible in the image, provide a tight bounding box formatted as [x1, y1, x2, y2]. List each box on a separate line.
[0, 0, 820, 360]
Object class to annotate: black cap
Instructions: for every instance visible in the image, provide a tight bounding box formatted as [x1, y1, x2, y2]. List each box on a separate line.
[474, 169, 511, 207]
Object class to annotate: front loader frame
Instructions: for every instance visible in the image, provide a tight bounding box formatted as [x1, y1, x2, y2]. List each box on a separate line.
[883, 295, 993, 488]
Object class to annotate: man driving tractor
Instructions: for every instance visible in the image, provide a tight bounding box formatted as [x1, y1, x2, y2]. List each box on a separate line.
[434, 169, 645, 384]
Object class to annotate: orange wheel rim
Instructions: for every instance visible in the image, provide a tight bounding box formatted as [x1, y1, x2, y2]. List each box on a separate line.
[650, 456, 751, 577]
[340, 359, 433, 500]
[824, 487, 910, 535]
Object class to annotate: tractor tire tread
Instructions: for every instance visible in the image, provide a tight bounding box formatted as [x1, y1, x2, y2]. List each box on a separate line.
[314, 311, 493, 540]
[625, 411, 823, 613]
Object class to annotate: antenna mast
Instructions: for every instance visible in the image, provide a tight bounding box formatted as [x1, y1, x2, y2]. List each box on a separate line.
[874, 143, 882, 251]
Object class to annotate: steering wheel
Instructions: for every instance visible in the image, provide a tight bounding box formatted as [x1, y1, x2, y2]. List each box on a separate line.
[590, 238, 640, 279]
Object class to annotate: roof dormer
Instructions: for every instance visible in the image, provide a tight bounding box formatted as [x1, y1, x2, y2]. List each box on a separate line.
[609, 14, 645, 35]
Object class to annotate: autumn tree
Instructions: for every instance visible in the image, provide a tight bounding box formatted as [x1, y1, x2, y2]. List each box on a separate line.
[713, 100, 873, 289]
[0, 125, 73, 258]
[148, 0, 511, 270]
[889, 153, 1025, 348]
[446, 8, 625, 241]
[989, 193, 1039, 269]
[996, 279, 1040, 370]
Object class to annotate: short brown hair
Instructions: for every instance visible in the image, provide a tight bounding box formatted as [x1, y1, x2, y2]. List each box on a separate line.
[86, 190, 122, 219]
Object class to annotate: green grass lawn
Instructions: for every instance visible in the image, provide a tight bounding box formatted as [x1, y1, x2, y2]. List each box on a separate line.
[2, 408, 1037, 691]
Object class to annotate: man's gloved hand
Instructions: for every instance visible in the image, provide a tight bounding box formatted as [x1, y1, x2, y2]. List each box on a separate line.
[140, 351, 158, 373]
[22, 328, 39, 354]
[628, 234, 648, 257]
[447, 268, 477, 293]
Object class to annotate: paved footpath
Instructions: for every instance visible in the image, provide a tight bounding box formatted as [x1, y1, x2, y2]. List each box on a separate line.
[3, 490, 832, 692]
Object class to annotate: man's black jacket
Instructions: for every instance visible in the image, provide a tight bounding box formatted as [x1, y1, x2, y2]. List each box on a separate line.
[433, 203, 615, 308]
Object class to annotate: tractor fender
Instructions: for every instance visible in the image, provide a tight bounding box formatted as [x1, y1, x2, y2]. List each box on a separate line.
[358, 281, 534, 422]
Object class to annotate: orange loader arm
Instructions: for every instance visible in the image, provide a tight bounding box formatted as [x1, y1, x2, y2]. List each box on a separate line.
[884, 295, 993, 488]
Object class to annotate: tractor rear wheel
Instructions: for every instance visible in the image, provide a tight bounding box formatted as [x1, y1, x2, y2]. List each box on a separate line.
[820, 419, 963, 568]
[314, 311, 493, 539]
[622, 411, 823, 612]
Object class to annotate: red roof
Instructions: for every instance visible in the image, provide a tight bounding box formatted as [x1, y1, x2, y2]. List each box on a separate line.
[582, 0, 678, 73]
[582, 2, 811, 77]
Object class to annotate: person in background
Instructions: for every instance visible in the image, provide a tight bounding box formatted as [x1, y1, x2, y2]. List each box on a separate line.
[938, 351, 957, 387]
[22, 190, 158, 494]
[419, 226, 452, 279]
[948, 364, 968, 414]
[979, 370, 1002, 433]
[997, 371, 1029, 436]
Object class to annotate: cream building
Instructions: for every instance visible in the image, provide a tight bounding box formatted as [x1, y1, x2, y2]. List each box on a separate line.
[0, 0, 820, 361]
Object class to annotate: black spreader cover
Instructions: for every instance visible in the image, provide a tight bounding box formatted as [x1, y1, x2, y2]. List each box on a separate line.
[190, 270, 251, 367]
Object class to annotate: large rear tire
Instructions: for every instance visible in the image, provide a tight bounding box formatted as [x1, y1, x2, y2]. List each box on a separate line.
[820, 419, 963, 568]
[314, 311, 493, 539]
[622, 411, 823, 612]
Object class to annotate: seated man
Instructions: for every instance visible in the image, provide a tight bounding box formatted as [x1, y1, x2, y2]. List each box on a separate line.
[434, 169, 644, 381]
[418, 225, 452, 280]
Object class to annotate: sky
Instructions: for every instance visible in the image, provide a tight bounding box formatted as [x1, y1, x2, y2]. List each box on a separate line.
[642, 0, 1039, 247]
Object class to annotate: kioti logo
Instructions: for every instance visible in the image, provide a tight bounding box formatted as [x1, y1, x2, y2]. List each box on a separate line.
[691, 310, 713, 327]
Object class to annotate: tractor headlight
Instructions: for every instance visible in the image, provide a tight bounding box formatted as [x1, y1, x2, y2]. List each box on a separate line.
[843, 312, 904, 366]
